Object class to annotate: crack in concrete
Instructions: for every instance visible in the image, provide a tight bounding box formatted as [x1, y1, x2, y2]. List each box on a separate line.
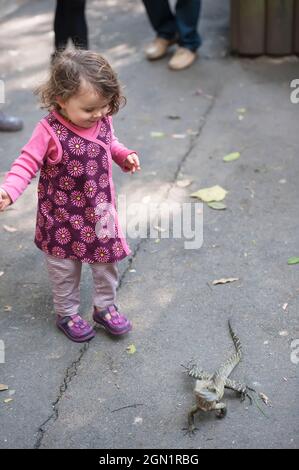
[34, 342, 89, 449]
[33, 89, 217, 449]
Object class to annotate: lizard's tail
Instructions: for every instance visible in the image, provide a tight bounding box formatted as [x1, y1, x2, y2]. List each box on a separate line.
[228, 319, 243, 362]
[212, 320, 243, 384]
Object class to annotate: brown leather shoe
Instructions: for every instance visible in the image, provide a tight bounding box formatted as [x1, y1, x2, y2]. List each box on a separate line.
[145, 37, 176, 60]
[168, 47, 197, 70]
[0, 112, 23, 132]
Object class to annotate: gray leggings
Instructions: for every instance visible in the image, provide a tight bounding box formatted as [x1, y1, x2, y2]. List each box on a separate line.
[45, 254, 118, 317]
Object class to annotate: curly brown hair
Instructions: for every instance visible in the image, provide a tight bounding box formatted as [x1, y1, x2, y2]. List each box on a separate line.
[35, 50, 126, 115]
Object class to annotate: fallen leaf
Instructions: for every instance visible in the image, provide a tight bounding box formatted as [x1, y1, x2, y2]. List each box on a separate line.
[150, 131, 165, 138]
[3, 306, 12, 312]
[126, 344, 136, 354]
[4, 398, 13, 404]
[0, 384, 9, 392]
[187, 129, 198, 136]
[287, 257, 299, 265]
[176, 179, 192, 188]
[236, 108, 246, 113]
[212, 277, 239, 285]
[259, 393, 272, 406]
[133, 416, 143, 424]
[223, 152, 240, 162]
[3, 225, 17, 233]
[279, 330, 288, 337]
[191, 185, 228, 202]
[171, 134, 186, 139]
[207, 201, 227, 210]
[282, 303, 288, 311]
[167, 115, 181, 120]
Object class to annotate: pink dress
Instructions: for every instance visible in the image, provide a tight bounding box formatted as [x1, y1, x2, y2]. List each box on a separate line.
[2, 110, 133, 263]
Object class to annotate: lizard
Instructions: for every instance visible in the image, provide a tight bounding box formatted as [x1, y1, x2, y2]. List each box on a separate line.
[184, 320, 256, 434]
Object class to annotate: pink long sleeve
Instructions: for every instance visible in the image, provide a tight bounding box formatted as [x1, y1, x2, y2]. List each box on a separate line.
[109, 117, 135, 171]
[1, 123, 58, 203]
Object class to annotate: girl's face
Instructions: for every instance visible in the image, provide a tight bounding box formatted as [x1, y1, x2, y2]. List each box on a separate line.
[56, 81, 111, 128]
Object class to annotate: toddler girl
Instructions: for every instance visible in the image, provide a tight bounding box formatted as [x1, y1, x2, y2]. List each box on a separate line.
[0, 50, 140, 342]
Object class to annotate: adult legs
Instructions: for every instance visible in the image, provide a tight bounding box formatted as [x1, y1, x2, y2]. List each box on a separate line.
[54, 0, 88, 52]
[175, 0, 202, 51]
[69, 0, 88, 50]
[142, 0, 177, 40]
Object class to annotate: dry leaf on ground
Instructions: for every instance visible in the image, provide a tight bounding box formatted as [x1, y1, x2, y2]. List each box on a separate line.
[207, 201, 227, 210]
[259, 393, 272, 406]
[176, 179, 192, 188]
[223, 152, 240, 162]
[212, 277, 239, 285]
[150, 131, 165, 138]
[190, 185, 227, 202]
[126, 344, 136, 354]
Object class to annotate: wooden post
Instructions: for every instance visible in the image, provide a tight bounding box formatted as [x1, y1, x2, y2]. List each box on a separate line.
[294, 0, 299, 55]
[266, 0, 294, 55]
[230, 0, 266, 56]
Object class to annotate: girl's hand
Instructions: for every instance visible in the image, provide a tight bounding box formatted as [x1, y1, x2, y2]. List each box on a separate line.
[123, 153, 141, 174]
[0, 188, 12, 211]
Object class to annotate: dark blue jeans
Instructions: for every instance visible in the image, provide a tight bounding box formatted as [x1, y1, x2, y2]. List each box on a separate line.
[142, 0, 202, 51]
[54, 0, 88, 51]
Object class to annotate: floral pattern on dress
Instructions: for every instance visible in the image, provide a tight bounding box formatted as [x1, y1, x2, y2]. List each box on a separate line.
[72, 241, 86, 257]
[55, 227, 71, 245]
[94, 247, 110, 263]
[35, 112, 130, 263]
[54, 207, 70, 223]
[70, 191, 86, 208]
[99, 173, 109, 188]
[69, 214, 84, 230]
[87, 142, 101, 158]
[86, 160, 98, 176]
[38, 183, 45, 199]
[54, 190, 68, 206]
[68, 137, 86, 156]
[67, 160, 84, 178]
[59, 176, 76, 191]
[84, 180, 97, 199]
[52, 123, 68, 141]
[80, 225, 96, 244]
[52, 246, 66, 258]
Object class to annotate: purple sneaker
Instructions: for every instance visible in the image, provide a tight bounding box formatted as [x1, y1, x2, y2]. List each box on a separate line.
[56, 314, 95, 343]
[93, 304, 132, 335]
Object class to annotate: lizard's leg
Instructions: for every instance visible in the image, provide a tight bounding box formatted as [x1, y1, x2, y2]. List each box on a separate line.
[183, 405, 199, 435]
[214, 402, 227, 419]
[225, 378, 254, 404]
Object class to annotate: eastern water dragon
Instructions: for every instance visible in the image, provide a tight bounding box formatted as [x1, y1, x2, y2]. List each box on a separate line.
[184, 320, 256, 434]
